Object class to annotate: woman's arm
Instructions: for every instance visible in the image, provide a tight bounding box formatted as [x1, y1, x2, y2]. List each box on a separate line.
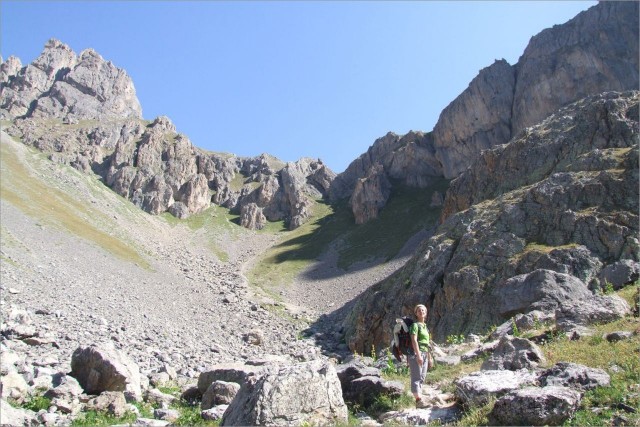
[411, 334, 423, 366]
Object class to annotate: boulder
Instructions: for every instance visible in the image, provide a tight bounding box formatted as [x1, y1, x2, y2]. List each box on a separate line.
[0, 398, 38, 426]
[605, 331, 634, 342]
[221, 359, 348, 426]
[489, 386, 581, 426]
[344, 376, 404, 406]
[145, 388, 178, 408]
[197, 363, 264, 394]
[379, 406, 462, 426]
[153, 408, 180, 422]
[201, 380, 240, 410]
[481, 336, 546, 371]
[599, 260, 640, 290]
[455, 369, 538, 406]
[44, 374, 83, 400]
[201, 405, 229, 421]
[461, 340, 499, 362]
[86, 391, 128, 417]
[539, 362, 610, 390]
[556, 294, 630, 332]
[0, 371, 29, 402]
[70, 344, 142, 402]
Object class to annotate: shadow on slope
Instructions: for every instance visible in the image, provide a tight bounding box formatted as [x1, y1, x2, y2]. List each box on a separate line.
[249, 178, 449, 288]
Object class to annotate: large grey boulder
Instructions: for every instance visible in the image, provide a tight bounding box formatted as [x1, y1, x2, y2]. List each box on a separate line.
[492, 270, 593, 318]
[70, 344, 142, 402]
[221, 359, 348, 426]
[538, 362, 610, 391]
[556, 294, 630, 332]
[86, 391, 128, 418]
[599, 260, 640, 290]
[481, 336, 546, 371]
[345, 376, 404, 406]
[489, 386, 581, 426]
[455, 370, 538, 406]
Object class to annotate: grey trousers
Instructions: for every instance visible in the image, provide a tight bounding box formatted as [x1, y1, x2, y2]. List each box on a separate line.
[408, 350, 429, 394]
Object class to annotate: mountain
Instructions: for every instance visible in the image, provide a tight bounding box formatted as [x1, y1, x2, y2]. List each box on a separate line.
[1, 41, 335, 230]
[344, 90, 638, 349]
[332, 1, 639, 224]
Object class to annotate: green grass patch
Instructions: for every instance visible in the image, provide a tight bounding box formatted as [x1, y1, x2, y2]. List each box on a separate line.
[0, 135, 150, 269]
[71, 410, 137, 426]
[336, 179, 449, 269]
[20, 395, 52, 412]
[171, 401, 219, 426]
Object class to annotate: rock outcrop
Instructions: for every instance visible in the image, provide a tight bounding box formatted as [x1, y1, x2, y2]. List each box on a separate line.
[1, 38, 141, 120]
[220, 359, 348, 426]
[1, 41, 336, 229]
[332, 1, 638, 221]
[344, 91, 638, 349]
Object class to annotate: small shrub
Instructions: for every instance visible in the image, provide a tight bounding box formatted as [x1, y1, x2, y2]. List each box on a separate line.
[602, 281, 615, 295]
[446, 334, 465, 345]
[71, 410, 137, 426]
[22, 395, 51, 412]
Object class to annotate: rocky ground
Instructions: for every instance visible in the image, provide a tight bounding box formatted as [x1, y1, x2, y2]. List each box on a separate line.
[0, 129, 414, 383]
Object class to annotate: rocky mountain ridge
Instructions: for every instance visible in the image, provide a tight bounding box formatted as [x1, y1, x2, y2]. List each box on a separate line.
[332, 1, 639, 223]
[1, 41, 335, 230]
[345, 90, 639, 350]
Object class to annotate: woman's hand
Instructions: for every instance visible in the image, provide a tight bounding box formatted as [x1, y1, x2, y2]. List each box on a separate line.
[417, 355, 424, 366]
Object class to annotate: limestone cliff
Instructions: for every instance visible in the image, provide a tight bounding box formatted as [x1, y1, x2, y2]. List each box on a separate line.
[335, 1, 639, 220]
[0, 40, 335, 229]
[344, 91, 639, 350]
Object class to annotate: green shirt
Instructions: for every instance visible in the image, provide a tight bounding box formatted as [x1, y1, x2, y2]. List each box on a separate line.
[409, 322, 430, 352]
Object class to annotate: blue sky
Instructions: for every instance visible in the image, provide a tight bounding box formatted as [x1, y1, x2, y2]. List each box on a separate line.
[1, 1, 595, 173]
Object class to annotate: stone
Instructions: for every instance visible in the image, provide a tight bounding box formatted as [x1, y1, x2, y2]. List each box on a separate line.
[461, 340, 500, 362]
[556, 294, 630, 332]
[599, 260, 640, 290]
[481, 336, 546, 371]
[221, 359, 348, 426]
[201, 405, 229, 421]
[379, 406, 462, 426]
[538, 362, 610, 391]
[0, 398, 38, 426]
[133, 417, 170, 426]
[201, 380, 240, 410]
[349, 163, 391, 224]
[489, 386, 581, 426]
[343, 376, 404, 406]
[605, 331, 634, 342]
[153, 408, 180, 422]
[243, 329, 264, 346]
[86, 391, 128, 417]
[70, 344, 142, 402]
[197, 363, 264, 393]
[145, 388, 177, 408]
[455, 369, 538, 406]
[0, 371, 29, 402]
[44, 374, 83, 400]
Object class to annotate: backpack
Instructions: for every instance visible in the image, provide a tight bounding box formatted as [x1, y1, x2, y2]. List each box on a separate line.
[391, 317, 415, 362]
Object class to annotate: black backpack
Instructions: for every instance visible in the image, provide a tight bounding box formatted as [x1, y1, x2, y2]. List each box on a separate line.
[391, 316, 415, 361]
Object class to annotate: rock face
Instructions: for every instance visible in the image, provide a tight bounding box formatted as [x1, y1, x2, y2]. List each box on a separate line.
[480, 336, 545, 371]
[1, 40, 336, 229]
[1, 38, 141, 120]
[220, 359, 348, 426]
[332, 1, 638, 220]
[344, 91, 638, 349]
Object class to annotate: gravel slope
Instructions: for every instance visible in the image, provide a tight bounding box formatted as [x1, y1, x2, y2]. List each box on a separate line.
[1, 130, 423, 380]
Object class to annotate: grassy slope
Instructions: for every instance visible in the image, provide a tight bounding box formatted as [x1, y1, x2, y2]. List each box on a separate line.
[0, 132, 151, 269]
[248, 177, 450, 290]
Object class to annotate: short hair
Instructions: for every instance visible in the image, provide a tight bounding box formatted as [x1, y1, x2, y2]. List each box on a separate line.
[414, 304, 427, 315]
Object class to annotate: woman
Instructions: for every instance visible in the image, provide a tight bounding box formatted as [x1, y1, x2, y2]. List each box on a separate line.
[409, 304, 430, 408]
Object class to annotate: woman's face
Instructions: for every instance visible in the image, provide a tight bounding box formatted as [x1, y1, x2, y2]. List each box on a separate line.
[416, 306, 427, 319]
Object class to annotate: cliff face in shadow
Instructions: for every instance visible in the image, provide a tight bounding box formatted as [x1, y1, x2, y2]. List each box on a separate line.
[344, 91, 639, 350]
[333, 1, 639, 222]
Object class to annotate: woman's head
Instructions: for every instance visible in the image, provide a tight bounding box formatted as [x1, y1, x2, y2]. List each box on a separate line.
[414, 304, 427, 318]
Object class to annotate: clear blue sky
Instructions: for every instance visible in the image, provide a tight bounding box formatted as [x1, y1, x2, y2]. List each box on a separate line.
[1, 1, 595, 173]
